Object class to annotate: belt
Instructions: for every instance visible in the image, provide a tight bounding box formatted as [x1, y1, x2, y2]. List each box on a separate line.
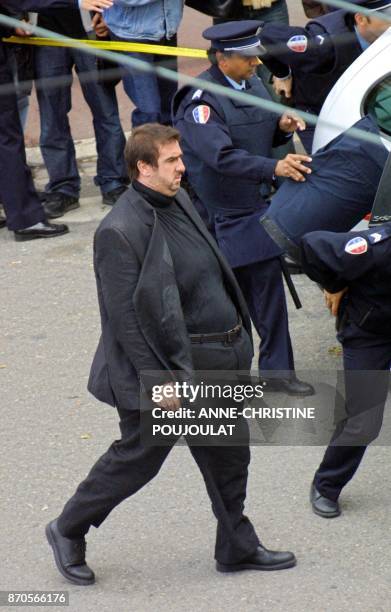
[260, 215, 302, 265]
[189, 320, 242, 344]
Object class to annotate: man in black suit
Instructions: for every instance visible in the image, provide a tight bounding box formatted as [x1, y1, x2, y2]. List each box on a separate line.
[0, 0, 112, 240]
[45, 124, 296, 585]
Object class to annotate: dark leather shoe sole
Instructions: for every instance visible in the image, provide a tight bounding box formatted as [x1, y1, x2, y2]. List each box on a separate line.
[14, 227, 69, 241]
[45, 523, 95, 586]
[311, 504, 341, 519]
[45, 201, 80, 219]
[216, 557, 296, 572]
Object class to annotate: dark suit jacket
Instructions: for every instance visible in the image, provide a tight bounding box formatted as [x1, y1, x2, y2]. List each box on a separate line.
[88, 186, 253, 411]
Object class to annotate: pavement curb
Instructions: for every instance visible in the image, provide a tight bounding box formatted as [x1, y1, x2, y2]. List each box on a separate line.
[26, 131, 131, 168]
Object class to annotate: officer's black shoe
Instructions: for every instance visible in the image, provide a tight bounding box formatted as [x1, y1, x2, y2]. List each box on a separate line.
[310, 483, 341, 518]
[43, 193, 80, 219]
[216, 545, 296, 573]
[45, 519, 95, 586]
[14, 222, 69, 241]
[262, 376, 315, 397]
[102, 185, 128, 206]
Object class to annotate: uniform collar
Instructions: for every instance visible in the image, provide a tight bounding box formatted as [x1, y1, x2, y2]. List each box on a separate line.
[354, 26, 371, 51]
[208, 64, 249, 89]
[224, 74, 246, 90]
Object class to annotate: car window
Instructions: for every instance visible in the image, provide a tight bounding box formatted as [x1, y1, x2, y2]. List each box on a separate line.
[364, 75, 391, 137]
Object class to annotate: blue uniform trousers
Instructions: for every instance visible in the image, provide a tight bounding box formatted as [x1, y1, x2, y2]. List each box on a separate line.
[314, 322, 391, 501]
[0, 46, 45, 231]
[234, 258, 295, 373]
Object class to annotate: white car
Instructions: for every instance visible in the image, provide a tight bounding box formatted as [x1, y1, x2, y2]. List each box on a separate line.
[313, 27, 391, 155]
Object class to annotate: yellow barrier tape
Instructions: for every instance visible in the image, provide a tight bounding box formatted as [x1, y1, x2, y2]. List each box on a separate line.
[3, 36, 208, 59]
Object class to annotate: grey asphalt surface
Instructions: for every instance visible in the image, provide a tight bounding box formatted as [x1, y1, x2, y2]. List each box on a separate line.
[1, 153, 391, 612]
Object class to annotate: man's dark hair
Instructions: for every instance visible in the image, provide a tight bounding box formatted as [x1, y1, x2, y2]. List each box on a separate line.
[125, 123, 181, 180]
[207, 47, 233, 65]
[345, 10, 364, 30]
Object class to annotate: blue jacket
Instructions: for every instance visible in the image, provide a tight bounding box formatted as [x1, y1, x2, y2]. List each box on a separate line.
[173, 65, 289, 268]
[264, 116, 388, 245]
[104, 0, 183, 41]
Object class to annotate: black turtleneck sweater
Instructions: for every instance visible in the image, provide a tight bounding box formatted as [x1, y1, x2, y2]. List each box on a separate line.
[133, 180, 238, 334]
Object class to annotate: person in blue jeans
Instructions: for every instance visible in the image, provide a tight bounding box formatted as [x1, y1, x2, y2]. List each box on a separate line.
[103, 0, 184, 127]
[35, 8, 129, 218]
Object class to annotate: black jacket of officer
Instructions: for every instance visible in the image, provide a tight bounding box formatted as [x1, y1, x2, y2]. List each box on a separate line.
[259, 8, 363, 115]
[301, 222, 391, 336]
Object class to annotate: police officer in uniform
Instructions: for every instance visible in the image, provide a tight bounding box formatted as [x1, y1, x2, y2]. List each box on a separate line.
[300, 223, 391, 517]
[173, 21, 314, 396]
[0, 0, 112, 241]
[259, 0, 391, 150]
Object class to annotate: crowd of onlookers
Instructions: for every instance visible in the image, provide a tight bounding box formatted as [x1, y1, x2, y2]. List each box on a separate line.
[0, 0, 332, 228]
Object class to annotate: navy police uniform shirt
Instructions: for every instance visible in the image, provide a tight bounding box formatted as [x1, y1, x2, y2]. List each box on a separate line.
[259, 10, 362, 115]
[173, 64, 290, 268]
[300, 222, 391, 336]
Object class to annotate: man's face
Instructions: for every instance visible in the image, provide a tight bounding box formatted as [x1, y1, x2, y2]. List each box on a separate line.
[139, 140, 185, 196]
[355, 13, 390, 44]
[218, 52, 261, 82]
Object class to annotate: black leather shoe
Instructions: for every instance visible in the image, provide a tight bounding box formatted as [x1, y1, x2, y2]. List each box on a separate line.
[44, 193, 80, 219]
[102, 186, 128, 206]
[310, 483, 341, 518]
[14, 222, 69, 241]
[216, 545, 296, 573]
[262, 376, 315, 397]
[45, 519, 95, 586]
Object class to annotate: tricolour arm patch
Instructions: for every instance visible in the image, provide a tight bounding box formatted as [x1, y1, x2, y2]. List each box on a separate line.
[192, 105, 211, 124]
[344, 236, 368, 255]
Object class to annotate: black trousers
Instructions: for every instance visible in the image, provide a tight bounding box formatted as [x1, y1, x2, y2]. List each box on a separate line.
[314, 322, 391, 501]
[57, 330, 260, 564]
[0, 45, 45, 231]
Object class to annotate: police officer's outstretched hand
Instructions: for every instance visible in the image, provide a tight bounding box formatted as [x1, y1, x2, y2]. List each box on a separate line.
[275, 153, 312, 182]
[279, 112, 306, 133]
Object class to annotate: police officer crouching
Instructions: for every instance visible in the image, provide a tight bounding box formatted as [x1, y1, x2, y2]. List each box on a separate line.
[300, 223, 391, 517]
[173, 21, 314, 397]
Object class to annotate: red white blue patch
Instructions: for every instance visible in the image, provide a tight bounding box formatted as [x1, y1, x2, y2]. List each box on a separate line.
[344, 236, 368, 255]
[287, 35, 308, 53]
[192, 105, 210, 124]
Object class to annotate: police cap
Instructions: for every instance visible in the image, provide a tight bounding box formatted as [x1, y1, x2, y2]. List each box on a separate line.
[202, 20, 265, 56]
[351, 0, 391, 12]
